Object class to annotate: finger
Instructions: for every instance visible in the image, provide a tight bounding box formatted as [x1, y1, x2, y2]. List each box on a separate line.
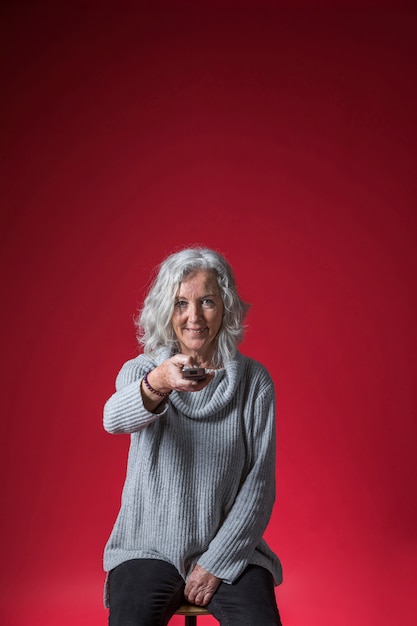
[192, 589, 204, 606]
[185, 588, 198, 604]
[188, 374, 214, 392]
[202, 592, 213, 606]
[194, 590, 213, 606]
[171, 354, 193, 369]
[184, 582, 197, 603]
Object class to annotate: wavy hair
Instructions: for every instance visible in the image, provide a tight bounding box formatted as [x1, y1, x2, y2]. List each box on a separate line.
[136, 247, 250, 367]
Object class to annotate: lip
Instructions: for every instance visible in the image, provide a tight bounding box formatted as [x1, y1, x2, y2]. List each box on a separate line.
[185, 327, 207, 333]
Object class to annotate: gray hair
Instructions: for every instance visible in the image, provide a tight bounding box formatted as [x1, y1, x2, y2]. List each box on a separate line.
[136, 247, 250, 367]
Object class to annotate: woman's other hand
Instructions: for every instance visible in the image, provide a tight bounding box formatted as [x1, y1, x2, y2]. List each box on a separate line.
[184, 564, 221, 606]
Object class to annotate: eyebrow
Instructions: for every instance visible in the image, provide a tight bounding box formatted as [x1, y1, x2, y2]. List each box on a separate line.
[176, 293, 218, 299]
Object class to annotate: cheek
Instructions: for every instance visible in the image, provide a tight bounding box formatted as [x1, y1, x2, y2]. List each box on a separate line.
[171, 315, 181, 333]
[213, 312, 223, 331]
[174, 316, 183, 329]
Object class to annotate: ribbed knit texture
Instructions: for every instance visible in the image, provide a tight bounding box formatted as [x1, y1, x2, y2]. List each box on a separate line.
[103, 349, 282, 607]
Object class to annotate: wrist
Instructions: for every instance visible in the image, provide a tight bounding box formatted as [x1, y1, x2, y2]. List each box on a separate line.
[143, 371, 172, 398]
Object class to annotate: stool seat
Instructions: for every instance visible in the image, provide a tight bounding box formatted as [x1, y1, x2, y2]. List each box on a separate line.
[175, 602, 210, 616]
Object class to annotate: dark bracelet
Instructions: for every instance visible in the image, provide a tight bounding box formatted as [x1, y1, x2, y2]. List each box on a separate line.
[143, 371, 171, 398]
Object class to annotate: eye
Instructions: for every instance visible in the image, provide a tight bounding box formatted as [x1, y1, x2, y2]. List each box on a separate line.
[175, 300, 188, 308]
[202, 298, 215, 307]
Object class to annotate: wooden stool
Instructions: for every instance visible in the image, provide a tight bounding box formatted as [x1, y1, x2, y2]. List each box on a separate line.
[175, 602, 210, 625]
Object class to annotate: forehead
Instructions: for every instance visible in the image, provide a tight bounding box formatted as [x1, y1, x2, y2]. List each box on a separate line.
[177, 270, 220, 294]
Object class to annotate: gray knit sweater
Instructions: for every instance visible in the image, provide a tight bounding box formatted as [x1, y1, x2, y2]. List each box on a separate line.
[103, 349, 282, 606]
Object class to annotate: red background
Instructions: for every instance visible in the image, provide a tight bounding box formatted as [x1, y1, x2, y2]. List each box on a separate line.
[1, 2, 416, 625]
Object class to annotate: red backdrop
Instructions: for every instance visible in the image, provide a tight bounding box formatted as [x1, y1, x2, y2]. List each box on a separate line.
[1, 2, 416, 625]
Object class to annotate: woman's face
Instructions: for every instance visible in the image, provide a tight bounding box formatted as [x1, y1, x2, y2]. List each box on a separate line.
[171, 270, 224, 363]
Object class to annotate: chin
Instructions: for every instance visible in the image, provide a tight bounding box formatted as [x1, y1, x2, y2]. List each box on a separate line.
[183, 340, 209, 353]
[185, 343, 206, 352]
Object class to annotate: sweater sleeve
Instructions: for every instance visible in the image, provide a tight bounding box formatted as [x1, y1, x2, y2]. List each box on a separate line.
[196, 381, 276, 583]
[103, 357, 168, 434]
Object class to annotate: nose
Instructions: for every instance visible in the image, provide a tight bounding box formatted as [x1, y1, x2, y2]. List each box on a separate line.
[188, 303, 202, 322]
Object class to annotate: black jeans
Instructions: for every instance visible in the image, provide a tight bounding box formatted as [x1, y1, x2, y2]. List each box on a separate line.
[108, 558, 282, 626]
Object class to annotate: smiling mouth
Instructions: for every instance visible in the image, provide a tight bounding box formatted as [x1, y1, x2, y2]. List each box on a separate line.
[186, 328, 207, 334]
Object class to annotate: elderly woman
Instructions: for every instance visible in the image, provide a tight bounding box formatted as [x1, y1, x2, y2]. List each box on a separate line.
[103, 247, 283, 625]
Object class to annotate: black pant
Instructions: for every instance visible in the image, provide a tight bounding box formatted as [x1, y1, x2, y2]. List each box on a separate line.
[108, 559, 282, 626]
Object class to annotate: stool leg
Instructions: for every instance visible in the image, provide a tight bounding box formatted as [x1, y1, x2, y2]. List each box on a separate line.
[185, 616, 197, 626]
